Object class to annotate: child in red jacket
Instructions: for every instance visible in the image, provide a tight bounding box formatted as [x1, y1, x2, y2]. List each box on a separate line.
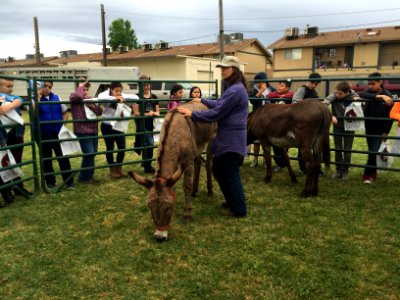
[267, 80, 294, 104]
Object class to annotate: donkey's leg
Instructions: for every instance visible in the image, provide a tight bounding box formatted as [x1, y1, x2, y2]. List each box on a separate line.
[183, 163, 194, 223]
[191, 156, 201, 197]
[283, 148, 297, 183]
[311, 147, 323, 196]
[299, 147, 315, 197]
[263, 144, 273, 183]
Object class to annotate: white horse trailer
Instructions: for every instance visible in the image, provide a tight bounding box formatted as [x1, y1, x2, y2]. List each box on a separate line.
[0, 67, 140, 100]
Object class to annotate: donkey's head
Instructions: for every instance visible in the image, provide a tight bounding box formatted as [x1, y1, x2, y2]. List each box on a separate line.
[128, 169, 183, 242]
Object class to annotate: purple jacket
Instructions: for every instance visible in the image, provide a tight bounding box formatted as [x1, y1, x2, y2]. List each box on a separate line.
[191, 82, 249, 157]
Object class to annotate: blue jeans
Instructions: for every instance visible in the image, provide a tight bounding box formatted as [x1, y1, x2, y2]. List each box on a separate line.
[212, 152, 247, 216]
[39, 132, 73, 186]
[142, 133, 154, 170]
[101, 123, 126, 165]
[333, 126, 354, 174]
[364, 134, 382, 178]
[76, 133, 98, 181]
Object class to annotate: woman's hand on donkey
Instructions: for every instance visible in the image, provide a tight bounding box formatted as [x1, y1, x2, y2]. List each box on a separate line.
[177, 107, 193, 117]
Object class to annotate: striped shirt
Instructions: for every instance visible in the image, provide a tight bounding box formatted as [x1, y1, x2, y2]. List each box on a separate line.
[70, 87, 103, 134]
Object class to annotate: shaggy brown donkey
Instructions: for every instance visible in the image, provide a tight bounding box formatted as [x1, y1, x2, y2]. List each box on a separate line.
[247, 99, 331, 197]
[129, 101, 216, 242]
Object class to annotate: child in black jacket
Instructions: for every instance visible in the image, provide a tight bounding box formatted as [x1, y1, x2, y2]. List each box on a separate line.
[360, 72, 393, 184]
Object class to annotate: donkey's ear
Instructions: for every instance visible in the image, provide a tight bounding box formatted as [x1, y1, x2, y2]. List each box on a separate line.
[166, 167, 183, 188]
[128, 171, 154, 190]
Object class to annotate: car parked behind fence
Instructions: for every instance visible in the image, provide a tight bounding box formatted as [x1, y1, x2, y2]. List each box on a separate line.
[351, 78, 400, 97]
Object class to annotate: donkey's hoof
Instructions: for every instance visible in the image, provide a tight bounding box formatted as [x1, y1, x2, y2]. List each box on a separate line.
[207, 191, 213, 196]
[183, 216, 192, 224]
[264, 176, 271, 183]
[291, 177, 298, 184]
[300, 190, 312, 198]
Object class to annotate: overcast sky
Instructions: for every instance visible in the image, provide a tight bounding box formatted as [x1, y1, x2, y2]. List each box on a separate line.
[1, 0, 400, 59]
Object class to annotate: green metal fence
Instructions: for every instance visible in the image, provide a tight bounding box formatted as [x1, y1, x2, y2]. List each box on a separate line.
[2, 72, 400, 201]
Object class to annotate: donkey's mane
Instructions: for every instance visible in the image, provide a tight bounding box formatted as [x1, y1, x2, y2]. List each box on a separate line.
[155, 110, 177, 178]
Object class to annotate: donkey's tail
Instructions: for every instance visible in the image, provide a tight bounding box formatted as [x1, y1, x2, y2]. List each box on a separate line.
[321, 107, 331, 169]
[322, 128, 331, 168]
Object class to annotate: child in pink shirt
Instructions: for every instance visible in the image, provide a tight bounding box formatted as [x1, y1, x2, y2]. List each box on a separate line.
[167, 84, 184, 111]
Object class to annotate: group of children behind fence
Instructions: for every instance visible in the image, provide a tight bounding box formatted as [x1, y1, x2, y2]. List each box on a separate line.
[0, 77, 204, 207]
[249, 71, 398, 184]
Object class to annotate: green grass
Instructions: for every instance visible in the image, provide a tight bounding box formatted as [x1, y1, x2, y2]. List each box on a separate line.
[1, 112, 400, 299]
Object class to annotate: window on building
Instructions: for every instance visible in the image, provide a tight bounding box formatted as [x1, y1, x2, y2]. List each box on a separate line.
[328, 49, 336, 57]
[284, 48, 302, 60]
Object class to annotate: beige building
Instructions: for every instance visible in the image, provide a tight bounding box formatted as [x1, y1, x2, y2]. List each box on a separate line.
[0, 38, 272, 86]
[268, 25, 400, 79]
[93, 38, 272, 81]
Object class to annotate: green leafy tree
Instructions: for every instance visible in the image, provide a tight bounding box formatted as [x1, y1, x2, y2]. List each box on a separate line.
[108, 18, 140, 51]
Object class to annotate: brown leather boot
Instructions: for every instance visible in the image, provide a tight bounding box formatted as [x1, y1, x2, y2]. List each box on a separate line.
[109, 166, 121, 178]
[116, 166, 127, 177]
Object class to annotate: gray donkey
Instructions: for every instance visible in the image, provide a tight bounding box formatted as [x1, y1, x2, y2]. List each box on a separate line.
[129, 101, 216, 242]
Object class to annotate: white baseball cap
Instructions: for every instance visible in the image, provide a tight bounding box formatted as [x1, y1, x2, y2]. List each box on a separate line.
[216, 56, 240, 69]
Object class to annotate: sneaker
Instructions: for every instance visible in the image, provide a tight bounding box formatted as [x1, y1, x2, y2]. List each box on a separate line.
[363, 179, 372, 184]
[13, 187, 33, 196]
[47, 183, 57, 190]
[78, 178, 99, 184]
[273, 166, 284, 173]
[66, 183, 75, 190]
[221, 202, 230, 209]
[224, 209, 246, 218]
[250, 159, 258, 168]
[332, 172, 342, 179]
[1, 189, 14, 206]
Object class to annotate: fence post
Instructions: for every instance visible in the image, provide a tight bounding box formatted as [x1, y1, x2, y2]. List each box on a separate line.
[137, 80, 146, 166]
[27, 81, 40, 194]
[325, 79, 330, 97]
[32, 78, 49, 192]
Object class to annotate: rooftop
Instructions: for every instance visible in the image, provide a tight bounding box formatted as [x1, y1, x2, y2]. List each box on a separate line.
[268, 25, 400, 49]
[0, 38, 271, 68]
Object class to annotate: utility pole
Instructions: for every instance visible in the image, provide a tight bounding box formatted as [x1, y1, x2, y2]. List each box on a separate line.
[218, 0, 224, 60]
[34, 17, 41, 65]
[101, 4, 107, 66]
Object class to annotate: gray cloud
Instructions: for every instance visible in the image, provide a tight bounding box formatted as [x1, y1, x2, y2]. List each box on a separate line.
[1, 0, 400, 58]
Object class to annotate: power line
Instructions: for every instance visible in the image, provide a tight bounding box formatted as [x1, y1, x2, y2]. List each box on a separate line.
[127, 18, 400, 46]
[230, 7, 400, 21]
[107, 9, 215, 21]
[226, 18, 400, 33]
[107, 7, 400, 21]
[167, 33, 217, 44]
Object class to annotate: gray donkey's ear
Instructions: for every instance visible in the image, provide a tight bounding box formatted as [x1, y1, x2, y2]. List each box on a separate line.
[166, 168, 183, 188]
[128, 171, 154, 190]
